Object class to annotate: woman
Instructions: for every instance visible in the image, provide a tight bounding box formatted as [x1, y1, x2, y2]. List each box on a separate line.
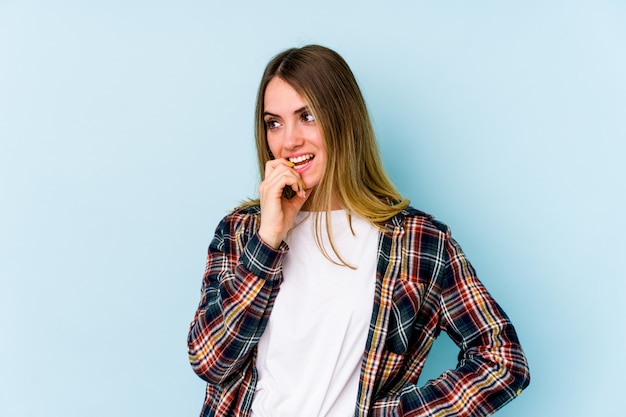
[188, 45, 530, 417]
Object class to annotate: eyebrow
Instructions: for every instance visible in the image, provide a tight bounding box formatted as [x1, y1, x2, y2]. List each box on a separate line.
[263, 106, 310, 118]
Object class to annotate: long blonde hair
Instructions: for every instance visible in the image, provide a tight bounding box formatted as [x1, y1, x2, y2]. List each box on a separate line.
[247, 45, 409, 266]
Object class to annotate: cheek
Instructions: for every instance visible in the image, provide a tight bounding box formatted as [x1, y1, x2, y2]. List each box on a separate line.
[266, 135, 281, 157]
[313, 135, 326, 158]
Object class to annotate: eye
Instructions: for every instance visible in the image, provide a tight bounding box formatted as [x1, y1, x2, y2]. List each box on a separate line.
[264, 119, 281, 130]
[301, 111, 315, 123]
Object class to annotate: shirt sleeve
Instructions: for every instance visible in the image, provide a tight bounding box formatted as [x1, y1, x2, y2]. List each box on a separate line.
[187, 213, 287, 385]
[373, 229, 530, 416]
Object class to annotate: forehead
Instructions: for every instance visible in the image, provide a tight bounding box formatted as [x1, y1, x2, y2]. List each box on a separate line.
[264, 77, 308, 112]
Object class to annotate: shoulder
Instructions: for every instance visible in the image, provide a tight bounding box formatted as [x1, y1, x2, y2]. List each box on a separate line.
[229, 204, 261, 217]
[394, 206, 450, 236]
[213, 204, 261, 236]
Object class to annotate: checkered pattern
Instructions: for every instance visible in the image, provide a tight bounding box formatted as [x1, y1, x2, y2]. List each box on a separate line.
[188, 206, 530, 416]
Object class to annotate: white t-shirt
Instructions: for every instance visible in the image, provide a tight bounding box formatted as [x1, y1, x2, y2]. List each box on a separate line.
[251, 210, 378, 417]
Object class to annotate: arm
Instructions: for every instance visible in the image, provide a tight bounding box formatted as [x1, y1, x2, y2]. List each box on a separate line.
[187, 213, 287, 385]
[188, 157, 307, 385]
[373, 230, 530, 416]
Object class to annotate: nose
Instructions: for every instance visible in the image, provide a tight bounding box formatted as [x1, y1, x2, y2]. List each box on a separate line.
[283, 123, 304, 150]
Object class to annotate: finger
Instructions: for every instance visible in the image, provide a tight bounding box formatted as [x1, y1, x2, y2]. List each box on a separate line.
[263, 164, 302, 194]
[264, 158, 294, 178]
[259, 171, 301, 202]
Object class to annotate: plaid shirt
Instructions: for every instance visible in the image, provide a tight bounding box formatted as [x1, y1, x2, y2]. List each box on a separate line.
[188, 205, 530, 416]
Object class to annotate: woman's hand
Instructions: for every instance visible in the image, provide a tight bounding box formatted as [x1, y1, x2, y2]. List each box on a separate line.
[258, 159, 308, 248]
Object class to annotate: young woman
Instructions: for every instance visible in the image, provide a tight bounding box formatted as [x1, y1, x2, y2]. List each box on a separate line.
[188, 44, 530, 417]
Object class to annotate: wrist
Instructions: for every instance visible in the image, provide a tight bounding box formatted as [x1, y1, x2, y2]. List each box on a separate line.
[258, 229, 283, 249]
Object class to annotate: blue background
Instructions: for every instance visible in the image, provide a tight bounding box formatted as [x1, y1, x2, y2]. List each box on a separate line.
[1, 1, 625, 416]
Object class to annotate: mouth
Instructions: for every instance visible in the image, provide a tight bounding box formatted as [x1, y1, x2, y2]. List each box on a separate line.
[288, 153, 315, 170]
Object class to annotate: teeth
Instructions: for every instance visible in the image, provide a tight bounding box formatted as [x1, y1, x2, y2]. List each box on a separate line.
[289, 154, 314, 164]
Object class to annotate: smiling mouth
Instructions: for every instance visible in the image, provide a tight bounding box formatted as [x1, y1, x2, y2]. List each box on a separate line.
[288, 154, 314, 169]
